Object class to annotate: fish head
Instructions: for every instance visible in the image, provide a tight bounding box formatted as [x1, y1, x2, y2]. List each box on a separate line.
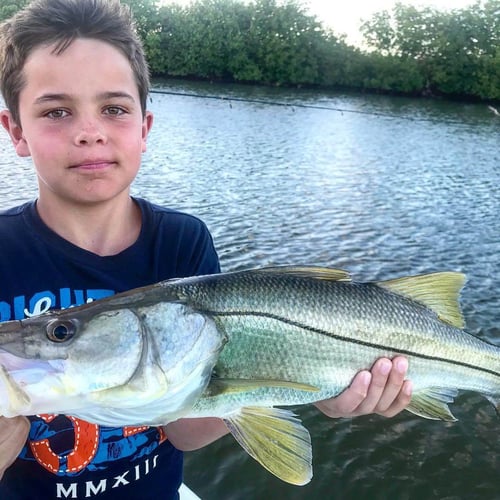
[0, 304, 145, 416]
[0, 294, 226, 425]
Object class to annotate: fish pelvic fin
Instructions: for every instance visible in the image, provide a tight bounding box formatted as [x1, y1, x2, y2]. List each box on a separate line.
[377, 272, 466, 328]
[223, 406, 312, 486]
[406, 387, 459, 421]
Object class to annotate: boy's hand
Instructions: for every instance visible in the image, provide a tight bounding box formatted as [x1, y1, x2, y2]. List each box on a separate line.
[315, 356, 412, 418]
[0, 416, 29, 480]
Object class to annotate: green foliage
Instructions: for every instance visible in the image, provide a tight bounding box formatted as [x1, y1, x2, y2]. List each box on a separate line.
[361, 0, 500, 99]
[1, 0, 498, 101]
[148, 0, 335, 85]
[121, 0, 160, 41]
[142, 0, 498, 101]
[0, 0, 29, 22]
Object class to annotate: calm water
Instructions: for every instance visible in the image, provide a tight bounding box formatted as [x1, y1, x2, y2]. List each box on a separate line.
[1, 81, 499, 499]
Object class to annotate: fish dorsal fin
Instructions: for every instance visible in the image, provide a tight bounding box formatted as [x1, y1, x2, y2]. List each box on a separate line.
[223, 406, 312, 485]
[377, 272, 466, 328]
[257, 266, 351, 282]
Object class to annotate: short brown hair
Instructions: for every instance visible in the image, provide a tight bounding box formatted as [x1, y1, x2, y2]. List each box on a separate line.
[0, 0, 150, 125]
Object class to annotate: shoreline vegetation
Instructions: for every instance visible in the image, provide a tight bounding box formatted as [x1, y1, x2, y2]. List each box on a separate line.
[2, 0, 499, 103]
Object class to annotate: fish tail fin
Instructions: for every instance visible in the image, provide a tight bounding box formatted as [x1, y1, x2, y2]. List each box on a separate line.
[406, 387, 459, 421]
[223, 406, 312, 485]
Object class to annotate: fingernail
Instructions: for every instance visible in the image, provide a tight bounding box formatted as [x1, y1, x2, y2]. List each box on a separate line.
[404, 380, 413, 396]
[379, 359, 391, 375]
[361, 371, 371, 386]
[396, 358, 408, 374]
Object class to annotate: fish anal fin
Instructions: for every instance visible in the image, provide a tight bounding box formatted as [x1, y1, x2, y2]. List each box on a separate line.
[257, 266, 351, 282]
[206, 377, 319, 397]
[406, 387, 459, 421]
[378, 272, 466, 328]
[223, 406, 312, 485]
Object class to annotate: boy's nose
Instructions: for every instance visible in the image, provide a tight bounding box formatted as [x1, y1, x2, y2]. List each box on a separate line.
[74, 122, 107, 145]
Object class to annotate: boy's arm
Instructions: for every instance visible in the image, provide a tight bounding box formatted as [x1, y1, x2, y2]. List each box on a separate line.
[165, 357, 411, 451]
[0, 416, 30, 480]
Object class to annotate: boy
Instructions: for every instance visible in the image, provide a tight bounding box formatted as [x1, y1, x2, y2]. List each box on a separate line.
[0, 0, 411, 497]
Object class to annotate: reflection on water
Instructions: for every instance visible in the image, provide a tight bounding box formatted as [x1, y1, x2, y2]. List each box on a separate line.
[1, 81, 499, 499]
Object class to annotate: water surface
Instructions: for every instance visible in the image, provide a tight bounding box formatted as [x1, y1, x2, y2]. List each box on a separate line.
[1, 81, 498, 499]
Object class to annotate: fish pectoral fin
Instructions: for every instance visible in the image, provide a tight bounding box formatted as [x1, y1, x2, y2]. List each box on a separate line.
[377, 272, 466, 328]
[223, 406, 312, 485]
[406, 387, 459, 421]
[206, 377, 319, 396]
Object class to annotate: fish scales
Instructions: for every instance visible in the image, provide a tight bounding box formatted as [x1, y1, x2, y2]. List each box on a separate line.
[167, 271, 500, 402]
[1, 266, 499, 486]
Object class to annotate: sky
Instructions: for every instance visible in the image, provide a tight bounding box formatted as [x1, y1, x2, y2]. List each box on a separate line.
[303, 0, 476, 44]
[162, 0, 477, 45]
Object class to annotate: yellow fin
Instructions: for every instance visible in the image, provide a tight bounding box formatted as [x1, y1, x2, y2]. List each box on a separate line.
[377, 272, 466, 328]
[406, 387, 459, 421]
[257, 266, 351, 281]
[206, 377, 319, 396]
[223, 407, 312, 485]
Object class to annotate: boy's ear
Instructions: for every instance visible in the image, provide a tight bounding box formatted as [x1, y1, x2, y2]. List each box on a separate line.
[0, 110, 31, 157]
[141, 111, 154, 153]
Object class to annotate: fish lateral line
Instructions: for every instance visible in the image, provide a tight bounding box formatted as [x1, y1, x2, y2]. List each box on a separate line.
[200, 309, 500, 380]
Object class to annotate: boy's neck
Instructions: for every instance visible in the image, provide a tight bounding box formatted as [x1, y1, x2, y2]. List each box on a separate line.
[36, 194, 142, 257]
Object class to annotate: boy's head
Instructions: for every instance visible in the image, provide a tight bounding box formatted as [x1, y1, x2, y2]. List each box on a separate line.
[0, 0, 150, 125]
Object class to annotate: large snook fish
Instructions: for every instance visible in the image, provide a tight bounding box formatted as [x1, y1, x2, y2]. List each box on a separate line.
[0, 267, 499, 485]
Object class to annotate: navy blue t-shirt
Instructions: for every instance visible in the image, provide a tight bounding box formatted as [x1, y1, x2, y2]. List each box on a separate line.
[0, 198, 220, 499]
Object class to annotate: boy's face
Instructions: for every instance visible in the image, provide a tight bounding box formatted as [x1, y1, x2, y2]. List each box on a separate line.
[0, 38, 153, 206]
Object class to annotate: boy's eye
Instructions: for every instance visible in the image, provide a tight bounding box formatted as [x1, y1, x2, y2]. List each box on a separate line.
[45, 109, 69, 119]
[104, 106, 126, 116]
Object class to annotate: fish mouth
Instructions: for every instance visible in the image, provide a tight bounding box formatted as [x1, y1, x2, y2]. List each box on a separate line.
[0, 351, 65, 416]
[0, 351, 64, 379]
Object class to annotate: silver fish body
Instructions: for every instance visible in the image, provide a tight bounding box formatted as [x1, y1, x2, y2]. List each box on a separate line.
[0, 267, 498, 485]
[169, 269, 500, 419]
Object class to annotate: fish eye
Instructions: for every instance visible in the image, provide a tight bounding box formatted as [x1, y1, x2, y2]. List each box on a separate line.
[46, 320, 77, 343]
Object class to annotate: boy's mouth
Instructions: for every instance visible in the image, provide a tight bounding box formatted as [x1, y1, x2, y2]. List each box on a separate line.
[70, 160, 116, 170]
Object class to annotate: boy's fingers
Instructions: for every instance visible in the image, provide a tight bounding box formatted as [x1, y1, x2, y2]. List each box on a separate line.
[0, 416, 30, 479]
[377, 380, 413, 418]
[351, 358, 393, 415]
[316, 370, 372, 418]
[372, 356, 409, 413]
[315, 357, 411, 419]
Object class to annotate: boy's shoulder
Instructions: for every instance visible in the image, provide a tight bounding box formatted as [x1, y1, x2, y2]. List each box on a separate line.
[0, 201, 33, 227]
[0, 201, 31, 217]
[135, 197, 210, 231]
